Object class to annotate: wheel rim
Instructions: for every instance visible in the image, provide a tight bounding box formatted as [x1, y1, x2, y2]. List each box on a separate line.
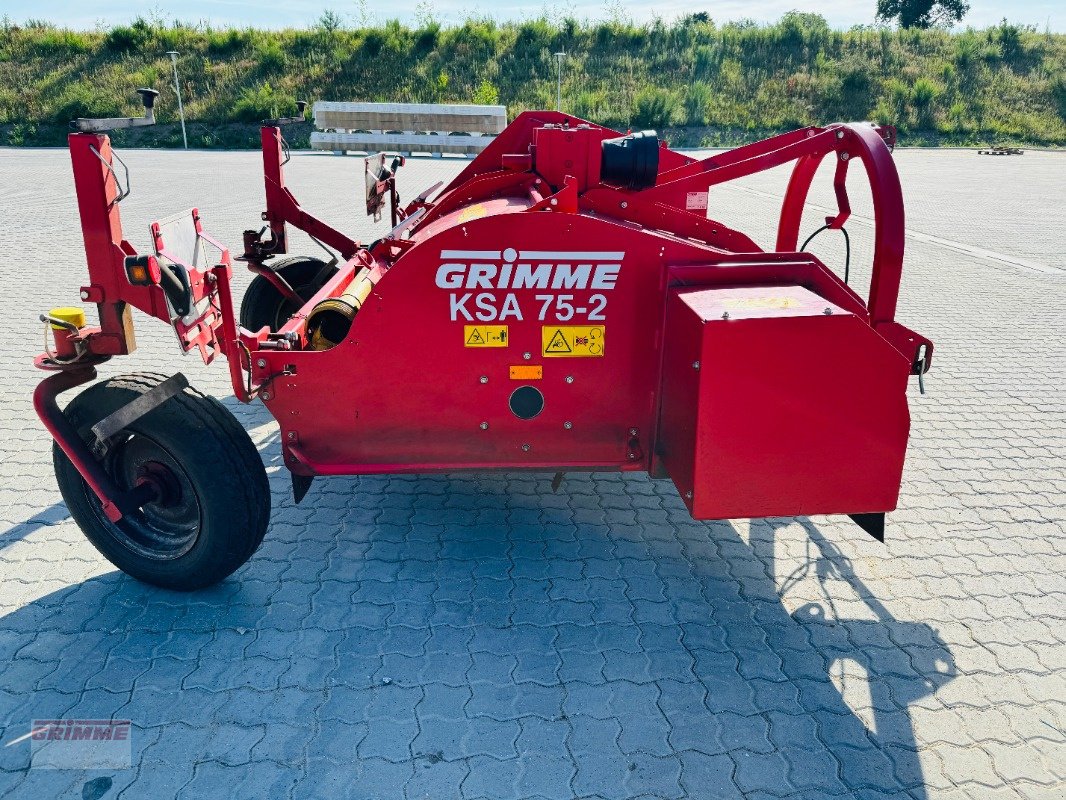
[86, 432, 202, 561]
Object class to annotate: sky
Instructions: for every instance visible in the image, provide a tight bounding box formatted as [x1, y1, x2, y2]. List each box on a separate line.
[0, 0, 1062, 31]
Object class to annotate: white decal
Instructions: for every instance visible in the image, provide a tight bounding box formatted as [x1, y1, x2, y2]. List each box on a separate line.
[439, 248, 625, 324]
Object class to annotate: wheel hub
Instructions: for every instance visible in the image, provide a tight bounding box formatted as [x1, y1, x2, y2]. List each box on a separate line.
[98, 433, 202, 561]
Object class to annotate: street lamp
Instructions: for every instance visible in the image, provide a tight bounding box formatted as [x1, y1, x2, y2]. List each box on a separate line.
[554, 51, 566, 112]
[165, 51, 188, 149]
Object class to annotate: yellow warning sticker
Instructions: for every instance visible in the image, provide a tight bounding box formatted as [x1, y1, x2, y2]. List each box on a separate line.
[464, 325, 509, 347]
[456, 203, 489, 224]
[542, 326, 605, 358]
[722, 297, 800, 310]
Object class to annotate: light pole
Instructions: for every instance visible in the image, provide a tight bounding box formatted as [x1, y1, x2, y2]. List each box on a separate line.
[554, 51, 565, 112]
[166, 51, 188, 149]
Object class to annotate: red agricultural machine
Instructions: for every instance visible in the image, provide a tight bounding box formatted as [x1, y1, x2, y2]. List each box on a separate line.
[34, 90, 932, 589]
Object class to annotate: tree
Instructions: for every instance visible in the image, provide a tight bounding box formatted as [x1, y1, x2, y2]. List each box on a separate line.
[876, 0, 970, 29]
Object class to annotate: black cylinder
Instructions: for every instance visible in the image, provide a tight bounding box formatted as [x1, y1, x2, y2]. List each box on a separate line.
[136, 88, 159, 110]
[600, 130, 659, 189]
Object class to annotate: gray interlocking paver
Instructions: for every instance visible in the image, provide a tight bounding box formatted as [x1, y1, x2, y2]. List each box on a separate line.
[0, 146, 1063, 798]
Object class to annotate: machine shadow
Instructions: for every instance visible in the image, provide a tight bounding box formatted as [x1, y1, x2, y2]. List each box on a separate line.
[0, 503, 71, 555]
[1, 437, 953, 798]
[748, 516, 956, 797]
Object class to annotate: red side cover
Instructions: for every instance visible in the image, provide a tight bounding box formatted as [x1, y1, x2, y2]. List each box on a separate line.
[658, 285, 912, 520]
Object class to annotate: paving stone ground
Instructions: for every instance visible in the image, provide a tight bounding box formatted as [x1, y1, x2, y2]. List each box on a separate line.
[0, 145, 1062, 799]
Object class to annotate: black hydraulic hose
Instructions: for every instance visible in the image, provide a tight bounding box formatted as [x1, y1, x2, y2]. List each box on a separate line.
[801, 224, 851, 286]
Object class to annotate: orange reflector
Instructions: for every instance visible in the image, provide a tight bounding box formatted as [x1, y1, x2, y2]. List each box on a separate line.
[509, 365, 543, 380]
[128, 264, 149, 284]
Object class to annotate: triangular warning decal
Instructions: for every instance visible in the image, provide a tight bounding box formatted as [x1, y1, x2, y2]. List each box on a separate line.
[466, 328, 486, 345]
[545, 329, 572, 353]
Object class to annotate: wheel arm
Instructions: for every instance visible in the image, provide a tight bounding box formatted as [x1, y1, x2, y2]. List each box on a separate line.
[35, 369, 124, 521]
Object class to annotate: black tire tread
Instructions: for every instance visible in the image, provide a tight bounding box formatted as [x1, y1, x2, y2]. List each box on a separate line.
[239, 256, 335, 332]
[54, 372, 271, 589]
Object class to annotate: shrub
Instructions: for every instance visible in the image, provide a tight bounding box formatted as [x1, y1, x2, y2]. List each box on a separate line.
[683, 82, 712, 125]
[361, 29, 385, 56]
[912, 77, 939, 108]
[28, 28, 91, 55]
[207, 28, 252, 54]
[232, 83, 295, 122]
[51, 83, 123, 124]
[1051, 75, 1066, 120]
[255, 39, 287, 71]
[632, 88, 679, 129]
[776, 11, 830, 51]
[472, 79, 499, 105]
[415, 23, 440, 52]
[572, 90, 608, 122]
[996, 19, 1024, 60]
[104, 19, 153, 52]
[912, 77, 941, 127]
[318, 10, 343, 36]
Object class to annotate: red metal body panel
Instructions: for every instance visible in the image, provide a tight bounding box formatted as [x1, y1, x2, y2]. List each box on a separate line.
[260, 209, 726, 473]
[658, 286, 911, 519]
[35, 112, 935, 532]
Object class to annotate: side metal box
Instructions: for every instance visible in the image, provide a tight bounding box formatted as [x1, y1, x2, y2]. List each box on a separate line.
[658, 285, 912, 521]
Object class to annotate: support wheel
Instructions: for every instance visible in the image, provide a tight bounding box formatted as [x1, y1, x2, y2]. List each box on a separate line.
[240, 256, 336, 332]
[54, 373, 271, 590]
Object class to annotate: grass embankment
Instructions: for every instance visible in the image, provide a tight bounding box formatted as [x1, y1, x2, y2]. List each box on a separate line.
[1, 13, 1063, 149]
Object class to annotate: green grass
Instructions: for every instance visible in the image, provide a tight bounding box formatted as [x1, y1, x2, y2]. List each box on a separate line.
[1, 12, 1063, 148]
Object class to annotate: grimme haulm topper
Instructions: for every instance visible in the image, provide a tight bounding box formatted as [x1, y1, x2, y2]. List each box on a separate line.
[34, 91, 932, 589]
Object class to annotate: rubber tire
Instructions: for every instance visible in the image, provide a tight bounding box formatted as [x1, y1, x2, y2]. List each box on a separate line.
[239, 256, 336, 332]
[53, 373, 271, 591]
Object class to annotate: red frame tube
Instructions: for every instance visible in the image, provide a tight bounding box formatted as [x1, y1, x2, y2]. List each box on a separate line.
[259, 127, 360, 260]
[641, 123, 905, 328]
[33, 367, 126, 522]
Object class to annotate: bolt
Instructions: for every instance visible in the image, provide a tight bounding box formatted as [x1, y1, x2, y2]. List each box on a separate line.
[628, 428, 638, 436]
[523, 352, 532, 361]
[480, 421, 489, 430]
[823, 307, 833, 315]
[256, 358, 267, 368]
[836, 130, 844, 139]
[261, 392, 271, 401]
[479, 375, 488, 384]
[521, 443, 531, 452]
[287, 431, 295, 440]
[685, 490, 693, 500]
[620, 201, 628, 209]
[80, 290, 90, 301]
[840, 152, 850, 161]
[722, 311, 730, 320]
[692, 360, 700, 370]
[565, 375, 574, 384]
[564, 421, 573, 430]
[550, 198, 558, 206]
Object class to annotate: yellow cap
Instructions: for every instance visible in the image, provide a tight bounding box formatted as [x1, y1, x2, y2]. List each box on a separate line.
[49, 307, 86, 330]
